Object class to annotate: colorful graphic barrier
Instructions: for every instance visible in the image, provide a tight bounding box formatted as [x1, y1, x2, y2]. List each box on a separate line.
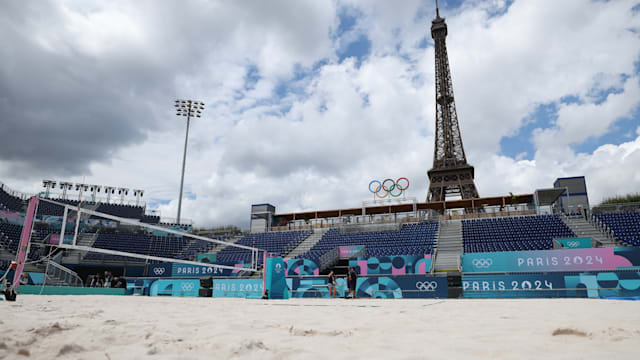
[339, 246, 365, 258]
[461, 247, 640, 273]
[125, 279, 200, 297]
[212, 279, 264, 299]
[284, 258, 319, 276]
[349, 255, 432, 275]
[147, 262, 251, 278]
[556, 237, 591, 249]
[462, 271, 640, 299]
[287, 275, 447, 299]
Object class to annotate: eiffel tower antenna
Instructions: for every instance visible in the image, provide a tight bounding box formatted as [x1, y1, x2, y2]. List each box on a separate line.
[427, 3, 480, 202]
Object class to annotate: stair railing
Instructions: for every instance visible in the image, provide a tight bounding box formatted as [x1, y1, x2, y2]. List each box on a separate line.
[45, 260, 84, 287]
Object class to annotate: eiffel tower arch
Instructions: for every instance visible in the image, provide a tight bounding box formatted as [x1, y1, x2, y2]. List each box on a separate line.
[427, 3, 480, 202]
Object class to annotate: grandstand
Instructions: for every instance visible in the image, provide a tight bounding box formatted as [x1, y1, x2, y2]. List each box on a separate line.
[215, 230, 312, 265]
[593, 212, 640, 246]
[462, 215, 575, 253]
[296, 222, 438, 263]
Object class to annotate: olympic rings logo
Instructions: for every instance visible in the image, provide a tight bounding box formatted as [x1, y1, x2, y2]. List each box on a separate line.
[153, 267, 165, 275]
[567, 241, 579, 247]
[181, 282, 195, 291]
[369, 178, 410, 198]
[415, 281, 438, 291]
[471, 259, 493, 268]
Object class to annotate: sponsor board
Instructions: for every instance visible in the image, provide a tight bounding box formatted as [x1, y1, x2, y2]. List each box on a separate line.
[462, 271, 640, 298]
[212, 279, 264, 299]
[287, 275, 447, 299]
[461, 247, 640, 273]
[350, 254, 433, 275]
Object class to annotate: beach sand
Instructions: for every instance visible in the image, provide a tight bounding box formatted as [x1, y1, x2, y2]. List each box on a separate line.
[1, 296, 639, 359]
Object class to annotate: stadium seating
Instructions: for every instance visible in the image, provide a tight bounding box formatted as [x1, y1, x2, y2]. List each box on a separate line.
[462, 215, 575, 253]
[0, 223, 42, 260]
[0, 187, 24, 212]
[215, 230, 312, 266]
[84, 233, 191, 262]
[297, 222, 438, 263]
[593, 212, 640, 246]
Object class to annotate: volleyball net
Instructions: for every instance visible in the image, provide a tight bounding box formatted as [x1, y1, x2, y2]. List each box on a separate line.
[36, 197, 264, 273]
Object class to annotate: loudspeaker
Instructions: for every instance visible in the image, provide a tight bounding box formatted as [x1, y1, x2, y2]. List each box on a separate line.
[200, 277, 213, 289]
[198, 288, 212, 297]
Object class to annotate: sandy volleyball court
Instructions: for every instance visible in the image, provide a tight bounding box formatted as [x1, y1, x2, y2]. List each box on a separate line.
[1, 296, 639, 359]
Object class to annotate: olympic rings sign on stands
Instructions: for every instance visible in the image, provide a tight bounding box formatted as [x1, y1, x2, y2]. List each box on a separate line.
[368, 178, 410, 198]
[153, 267, 165, 275]
[471, 258, 493, 268]
[567, 241, 580, 248]
[181, 282, 195, 291]
[415, 281, 438, 291]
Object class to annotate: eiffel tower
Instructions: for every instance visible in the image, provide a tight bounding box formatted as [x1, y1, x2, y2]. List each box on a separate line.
[427, 2, 480, 202]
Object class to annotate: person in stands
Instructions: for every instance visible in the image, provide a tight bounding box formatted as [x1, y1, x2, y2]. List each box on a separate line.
[348, 267, 358, 299]
[90, 273, 103, 287]
[104, 271, 113, 288]
[327, 271, 336, 298]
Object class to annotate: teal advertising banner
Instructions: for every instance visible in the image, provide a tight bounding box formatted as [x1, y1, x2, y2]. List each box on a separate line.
[149, 279, 200, 297]
[556, 237, 591, 249]
[462, 271, 640, 299]
[171, 263, 226, 277]
[461, 247, 640, 273]
[265, 257, 288, 299]
[212, 279, 263, 299]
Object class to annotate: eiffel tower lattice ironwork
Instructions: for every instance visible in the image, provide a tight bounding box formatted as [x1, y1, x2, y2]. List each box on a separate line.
[427, 3, 480, 202]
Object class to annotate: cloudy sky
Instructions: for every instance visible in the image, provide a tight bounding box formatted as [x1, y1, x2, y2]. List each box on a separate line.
[1, 0, 639, 228]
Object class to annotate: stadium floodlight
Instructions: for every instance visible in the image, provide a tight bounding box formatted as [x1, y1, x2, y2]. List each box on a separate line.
[75, 183, 89, 202]
[174, 99, 205, 224]
[42, 180, 56, 198]
[89, 185, 102, 203]
[133, 189, 144, 206]
[117, 187, 129, 204]
[59, 182, 73, 200]
[104, 186, 115, 203]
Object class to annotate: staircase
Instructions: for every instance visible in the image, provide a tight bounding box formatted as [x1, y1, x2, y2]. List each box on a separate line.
[284, 228, 329, 259]
[561, 215, 623, 248]
[434, 220, 463, 273]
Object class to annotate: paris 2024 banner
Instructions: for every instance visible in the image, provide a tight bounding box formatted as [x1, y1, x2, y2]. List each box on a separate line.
[461, 247, 640, 273]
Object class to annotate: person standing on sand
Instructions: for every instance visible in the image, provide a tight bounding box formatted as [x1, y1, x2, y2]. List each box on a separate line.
[348, 267, 357, 299]
[327, 271, 336, 298]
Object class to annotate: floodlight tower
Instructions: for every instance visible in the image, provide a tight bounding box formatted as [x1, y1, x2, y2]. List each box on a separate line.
[133, 189, 144, 207]
[174, 99, 205, 224]
[42, 180, 56, 198]
[89, 185, 102, 203]
[59, 182, 73, 200]
[75, 183, 89, 202]
[104, 186, 115, 203]
[117, 187, 129, 204]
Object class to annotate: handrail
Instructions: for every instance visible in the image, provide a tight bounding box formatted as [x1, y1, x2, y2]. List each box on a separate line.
[46, 259, 84, 287]
[319, 247, 340, 271]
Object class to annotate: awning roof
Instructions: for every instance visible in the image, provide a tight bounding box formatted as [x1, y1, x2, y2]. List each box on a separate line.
[534, 188, 566, 206]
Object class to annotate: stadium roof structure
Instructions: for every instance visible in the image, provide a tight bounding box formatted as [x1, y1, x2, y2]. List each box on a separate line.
[275, 194, 534, 221]
[534, 188, 567, 206]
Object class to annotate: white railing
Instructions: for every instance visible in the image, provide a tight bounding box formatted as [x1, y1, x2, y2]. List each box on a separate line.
[45, 260, 84, 287]
[0, 181, 31, 200]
